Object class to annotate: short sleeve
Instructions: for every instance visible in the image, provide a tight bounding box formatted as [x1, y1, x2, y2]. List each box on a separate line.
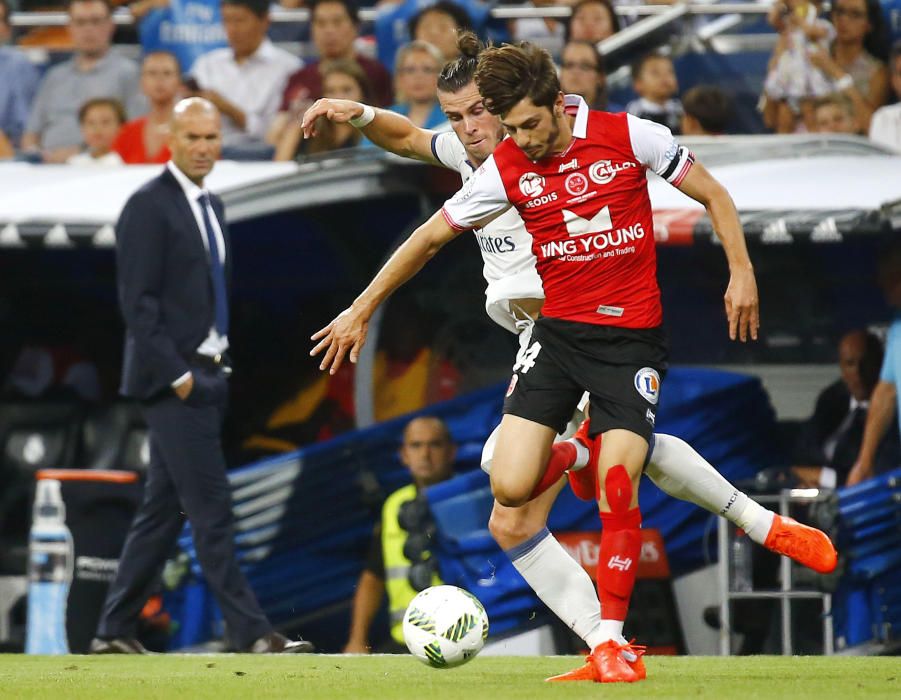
[441, 156, 511, 231]
[430, 131, 466, 172]
[626, 113, 694, 186]
[363, 523, 385, 579]
[881, 323, 899, 384]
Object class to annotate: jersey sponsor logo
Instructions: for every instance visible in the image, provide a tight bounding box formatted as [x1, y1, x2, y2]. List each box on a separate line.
[518, 172, 545, 198]
[558, 158, 579, 173]
[588, 159, 638, 185]
[634, 367, 661, 405]
[540, 222, 645, 259]
[564, 172, 589, 197]
[607, 555, 633, 571]
[476, 234, 516, 254]
[524, 192, 558, 209]
[564, 205, 612, 236]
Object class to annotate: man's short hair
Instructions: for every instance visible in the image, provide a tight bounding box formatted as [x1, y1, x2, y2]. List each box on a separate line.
[142, 49, 180, 67]
[403, 416, 452, 445]
[310, 0, 359, 25]
[476, 41, 560, 116]
[408, 0, 473, 40]
[682, 85, 733, 134]
[67, 0, 113, 15]
[437, 30, 482, 93]
[78, 97, 126, 124]
[221, 0, 269, 19]
[630, 51, 672, 81]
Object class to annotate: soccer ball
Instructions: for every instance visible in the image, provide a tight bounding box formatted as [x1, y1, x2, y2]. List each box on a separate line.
[402, 585, 489, 668]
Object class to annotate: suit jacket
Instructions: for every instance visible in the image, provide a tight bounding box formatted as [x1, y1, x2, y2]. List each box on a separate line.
[116, 167, 232, 399]
[794, 380, 900, 483]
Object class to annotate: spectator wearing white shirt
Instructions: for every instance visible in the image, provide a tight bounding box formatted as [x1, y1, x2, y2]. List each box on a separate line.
[190, 0, 301, 151]
[869, 40, 901, 151]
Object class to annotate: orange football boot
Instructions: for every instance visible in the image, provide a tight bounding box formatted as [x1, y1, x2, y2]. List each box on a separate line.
[546, 641, 646, 683]
[566, 419, 599, 501]
[763, 515, 838, 574]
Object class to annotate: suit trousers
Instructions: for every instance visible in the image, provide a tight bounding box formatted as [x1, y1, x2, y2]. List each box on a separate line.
[97, 367, 271, 649]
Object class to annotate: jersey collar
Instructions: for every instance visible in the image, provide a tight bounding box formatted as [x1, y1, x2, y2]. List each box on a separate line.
[563, 93, 590, 139]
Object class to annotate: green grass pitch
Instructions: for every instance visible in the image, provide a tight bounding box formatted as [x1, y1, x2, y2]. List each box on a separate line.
[0, 654, 897, 699]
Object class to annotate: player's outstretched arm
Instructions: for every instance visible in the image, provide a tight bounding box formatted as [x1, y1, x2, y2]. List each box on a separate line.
[675, 162, 760, 343]
[311, 210, 463, 374]
[847, 380, 897, 486]
[300, 98, 441, 165]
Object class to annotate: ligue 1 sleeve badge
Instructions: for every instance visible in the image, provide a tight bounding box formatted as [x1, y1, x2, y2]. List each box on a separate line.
[634, 367, 660, 405]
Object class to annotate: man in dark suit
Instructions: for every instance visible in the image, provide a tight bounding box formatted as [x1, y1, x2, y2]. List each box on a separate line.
[792, 329, 900, 488]
[91, 98, 313, 654]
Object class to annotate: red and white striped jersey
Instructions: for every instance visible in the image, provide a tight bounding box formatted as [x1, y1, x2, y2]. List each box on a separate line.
[441, 98, 694, 328]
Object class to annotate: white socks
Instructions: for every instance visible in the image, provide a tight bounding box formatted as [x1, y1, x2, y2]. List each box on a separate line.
[568, 437, 590, 469]
[645, 434, 775, 544]
[507, 528, 607, 648]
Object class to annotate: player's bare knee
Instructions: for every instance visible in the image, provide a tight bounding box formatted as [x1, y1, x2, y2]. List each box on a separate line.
[604, 464, 633, 513]
[489, 504, 543, 549]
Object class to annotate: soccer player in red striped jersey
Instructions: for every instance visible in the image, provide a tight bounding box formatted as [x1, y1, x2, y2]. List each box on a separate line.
[312, 41, 761, 682]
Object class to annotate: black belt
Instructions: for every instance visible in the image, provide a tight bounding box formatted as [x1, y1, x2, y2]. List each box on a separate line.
[192, 353, 232, 375]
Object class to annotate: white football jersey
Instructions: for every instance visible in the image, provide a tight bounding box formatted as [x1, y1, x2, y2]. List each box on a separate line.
[430, 131, 544, 334]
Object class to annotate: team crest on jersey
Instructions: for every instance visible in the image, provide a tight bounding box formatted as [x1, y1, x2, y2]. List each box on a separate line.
[506, 374, 519, 397]
[518, 172, 545, 198]
[564, 172, 589, 197]
[634, 367, 660, 405]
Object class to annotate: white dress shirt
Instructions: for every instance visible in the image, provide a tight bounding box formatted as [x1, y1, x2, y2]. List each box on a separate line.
[819, 396, 869, 488]
[191, 38, 301, 145]
[869, 103, 901, 154]
[167, 161, 229, 387]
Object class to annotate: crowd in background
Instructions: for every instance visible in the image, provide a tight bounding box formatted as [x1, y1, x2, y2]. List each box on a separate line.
[1, 0, 900, 165]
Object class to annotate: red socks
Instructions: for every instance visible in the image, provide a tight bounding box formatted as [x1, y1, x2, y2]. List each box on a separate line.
[597, 508, 642, 620]
[528, 441, 577, 499]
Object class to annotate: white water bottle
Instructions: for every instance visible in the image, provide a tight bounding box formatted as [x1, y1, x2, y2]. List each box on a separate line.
[25, 479, 73, 655]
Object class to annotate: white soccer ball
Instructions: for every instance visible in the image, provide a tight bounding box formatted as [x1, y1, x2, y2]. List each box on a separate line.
[402, 585, 489, 668]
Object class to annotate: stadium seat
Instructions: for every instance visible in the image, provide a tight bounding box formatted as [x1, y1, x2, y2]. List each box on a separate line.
[0, 401, 85, 574]
[80, 402, 150, 475]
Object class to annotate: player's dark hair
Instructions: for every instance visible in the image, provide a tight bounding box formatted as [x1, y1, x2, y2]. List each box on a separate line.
[475, 42, 560, 116]
[221, 0, 269, 19]
[565, 0, 620, 42]
[78, 97, 126, 125]
[682, 85, 733, 134]
[310, 0, 359, 26]
[437, 31, 483, 93]
[409, 0, 472, 41]
[630, 51, 672, 82]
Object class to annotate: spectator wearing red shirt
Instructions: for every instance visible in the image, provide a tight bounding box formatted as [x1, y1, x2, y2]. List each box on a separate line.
[113, 51, 181, 164]
[269, 0, 391, 145]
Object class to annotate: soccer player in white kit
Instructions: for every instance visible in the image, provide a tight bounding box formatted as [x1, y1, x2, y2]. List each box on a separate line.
[305, 33, 837, 682]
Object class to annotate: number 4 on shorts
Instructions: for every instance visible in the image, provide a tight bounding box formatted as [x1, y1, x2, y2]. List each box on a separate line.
[513, 341, 542, 374]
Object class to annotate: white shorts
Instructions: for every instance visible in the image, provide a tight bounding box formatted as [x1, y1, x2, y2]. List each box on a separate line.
[480, 391, 590, 474]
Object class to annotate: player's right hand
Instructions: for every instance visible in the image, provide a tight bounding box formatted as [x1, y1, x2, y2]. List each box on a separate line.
[300, 99, 365, 138]
[310, 306, 369, 375]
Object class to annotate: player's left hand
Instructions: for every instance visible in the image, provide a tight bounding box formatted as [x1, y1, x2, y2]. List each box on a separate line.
[310, 306, 369, 374]
[724, 266, 760, 342]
